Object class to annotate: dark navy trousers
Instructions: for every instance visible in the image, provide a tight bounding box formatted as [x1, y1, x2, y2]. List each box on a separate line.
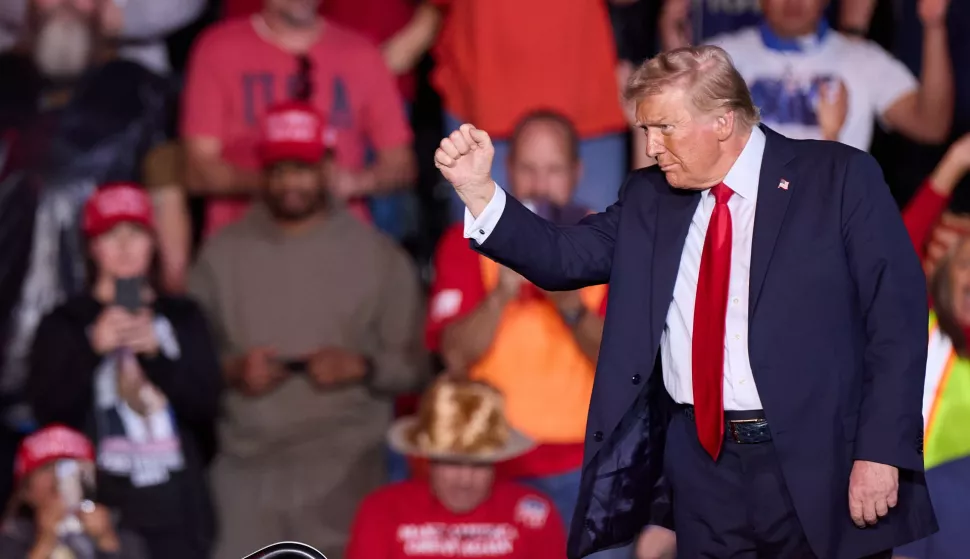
[664, 411, 891, 559]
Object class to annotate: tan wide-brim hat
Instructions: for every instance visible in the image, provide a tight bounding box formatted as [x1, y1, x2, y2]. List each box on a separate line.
[388, 417, 534, 464]
[387, 378, 535, 464]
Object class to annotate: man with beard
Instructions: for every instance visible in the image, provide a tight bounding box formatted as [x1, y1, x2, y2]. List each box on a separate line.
[0, 0, 170, 504]
[181, 0, 415, 239]
[188, 100, 428, 559]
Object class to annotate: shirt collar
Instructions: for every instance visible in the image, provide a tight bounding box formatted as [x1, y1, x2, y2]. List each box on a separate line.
[713, 125, 766, 201]
[759, 20, 830, 52]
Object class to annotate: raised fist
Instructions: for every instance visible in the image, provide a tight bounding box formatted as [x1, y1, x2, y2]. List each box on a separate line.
[434, 124, 496, 207]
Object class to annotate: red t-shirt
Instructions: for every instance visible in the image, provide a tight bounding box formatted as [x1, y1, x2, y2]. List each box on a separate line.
[181, 17, 412, 237]
[347, 480, 566, 559]
[424, 225, 607, 478]
[221, 0, 416, 100]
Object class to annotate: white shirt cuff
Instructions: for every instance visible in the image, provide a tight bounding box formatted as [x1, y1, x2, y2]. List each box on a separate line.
[463, 183, 507, 244]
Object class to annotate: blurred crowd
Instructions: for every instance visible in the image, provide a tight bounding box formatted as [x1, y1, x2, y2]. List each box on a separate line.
[0, 0, 967, 558]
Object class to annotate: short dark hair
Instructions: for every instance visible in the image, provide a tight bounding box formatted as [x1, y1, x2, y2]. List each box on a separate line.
[508, 110, 580, 163]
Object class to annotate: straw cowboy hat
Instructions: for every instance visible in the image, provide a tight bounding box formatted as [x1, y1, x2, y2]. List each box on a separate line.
[388, 378, 534, 464]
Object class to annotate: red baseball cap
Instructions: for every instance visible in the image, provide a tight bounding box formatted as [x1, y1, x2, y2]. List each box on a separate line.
[258, 100, 333, 167]
[14, 425, 95, 482]
[82, 182, 154, 238]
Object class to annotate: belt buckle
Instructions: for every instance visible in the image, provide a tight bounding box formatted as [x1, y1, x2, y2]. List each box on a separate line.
[728, 418, 761, 444]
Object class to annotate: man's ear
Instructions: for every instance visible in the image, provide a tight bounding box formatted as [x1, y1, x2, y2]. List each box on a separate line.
[714, 111, 736, 141]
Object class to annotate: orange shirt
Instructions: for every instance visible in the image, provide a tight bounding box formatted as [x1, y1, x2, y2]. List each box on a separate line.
[431, 0, 627, 139]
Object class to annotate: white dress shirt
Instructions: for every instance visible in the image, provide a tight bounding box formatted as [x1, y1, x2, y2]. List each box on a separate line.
[465, 127, 768, 411]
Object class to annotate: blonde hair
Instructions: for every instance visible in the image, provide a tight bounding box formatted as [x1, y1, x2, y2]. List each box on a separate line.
[625, 45, 760, 129]
[406, 379, 510, 458]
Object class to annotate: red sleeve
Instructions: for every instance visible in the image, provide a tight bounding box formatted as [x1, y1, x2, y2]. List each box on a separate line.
[522, 498, 568, 558]
[358, 42, 413, 151]
[902, 179, 951, 260]
[425, 225, 486, 351]
[346, 491, 395, 559]
[181, 28, 231, 140]
[598, 288, 608, 318]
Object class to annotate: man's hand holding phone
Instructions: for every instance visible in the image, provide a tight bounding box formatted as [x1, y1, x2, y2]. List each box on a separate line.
[306, 348, 368, 390]
[234, 347, 286, 397]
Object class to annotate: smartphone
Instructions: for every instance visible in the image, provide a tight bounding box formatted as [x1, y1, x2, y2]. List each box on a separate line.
[115, 277, 144, 312]
[283, 360, 308, 374]
[55, 459, 96, 512]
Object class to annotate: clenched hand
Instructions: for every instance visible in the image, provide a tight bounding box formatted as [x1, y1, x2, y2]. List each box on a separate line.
[848, 460, 899, 527]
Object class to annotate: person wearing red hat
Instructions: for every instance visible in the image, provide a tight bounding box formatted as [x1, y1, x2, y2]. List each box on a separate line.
[26, 183, 222, 559]
[181, 0, 415, 240]
[0, 424, 147, 559]
[188, 99, 426, 559]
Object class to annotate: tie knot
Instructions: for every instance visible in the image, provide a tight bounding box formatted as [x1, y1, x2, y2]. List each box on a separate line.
[712, 182, 733, 205]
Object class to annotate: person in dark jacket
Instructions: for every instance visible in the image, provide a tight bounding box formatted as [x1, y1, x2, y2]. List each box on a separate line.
[0, 424, 147, 559]
[26, 182, 222, 559]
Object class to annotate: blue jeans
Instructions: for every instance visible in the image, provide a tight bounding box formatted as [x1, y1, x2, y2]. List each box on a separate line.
[443, 113, 627, 222]
[520, 468, 633, 559]
[368, 103, 419, 241]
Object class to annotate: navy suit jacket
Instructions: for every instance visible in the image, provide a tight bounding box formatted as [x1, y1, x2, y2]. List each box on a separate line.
[473, 127, 937, 559]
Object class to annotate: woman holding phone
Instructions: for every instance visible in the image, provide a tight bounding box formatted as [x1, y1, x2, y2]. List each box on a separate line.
[26, 183, 222, 559]
[0, 425, 147, 559]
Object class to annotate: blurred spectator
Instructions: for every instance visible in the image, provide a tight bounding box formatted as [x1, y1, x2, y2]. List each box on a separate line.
[402, 0, 628, 216]
[426, 112, 609, 535]
[346, 378, 567, 559]
[845, 0, 970, 208]
[903, 133, 970, 278]
[0, 425, 148, 559]
[659, 0, 847, 51]
[26, 183, 222, 559]
[0, 0, 171, 492]
[142, 143, 192, 294]
[188, 100, 427, 559]
[223, 0, 421, 101]
[0, 0, 206, 75]
[891, 146, 970, 557]
[888, 135, 970, 558]
[181, 0, 415, 239]
[706, 0, 952, 150]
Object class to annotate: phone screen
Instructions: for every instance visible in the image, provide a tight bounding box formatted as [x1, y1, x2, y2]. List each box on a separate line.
[55, 459, 95, 511]
[115, 277, 144, 312]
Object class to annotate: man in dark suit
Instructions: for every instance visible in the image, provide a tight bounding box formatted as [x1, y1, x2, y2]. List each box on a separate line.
[433, 45, 937, 559]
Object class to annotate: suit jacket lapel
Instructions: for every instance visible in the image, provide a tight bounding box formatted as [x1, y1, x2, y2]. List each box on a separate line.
[749, 126, 797, 314]
[651, 187, 700, 338]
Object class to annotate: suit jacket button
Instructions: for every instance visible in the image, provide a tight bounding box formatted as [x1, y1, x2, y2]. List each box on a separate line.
[593, 431, 604, 442]
[631, 374, 641, 385]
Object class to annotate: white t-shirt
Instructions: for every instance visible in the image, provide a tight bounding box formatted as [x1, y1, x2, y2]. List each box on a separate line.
[708, 27, 918, 151]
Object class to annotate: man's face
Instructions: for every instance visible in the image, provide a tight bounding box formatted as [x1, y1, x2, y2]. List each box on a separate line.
[636, 87, 724, 190]
[264, 161, 327, 222]
[264, 0, 319, 27]
[760, 0, 828, 37]
[947, 239, 970, 327]
[429, 462, 495, 514]
[508, 121, 581, 207]
[32, 0, 97, 79]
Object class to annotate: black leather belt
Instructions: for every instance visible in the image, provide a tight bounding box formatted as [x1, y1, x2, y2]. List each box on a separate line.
[682, 406, 772, 444]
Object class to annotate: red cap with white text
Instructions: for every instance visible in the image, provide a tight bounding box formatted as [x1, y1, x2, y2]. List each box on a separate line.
[82, 182, 154, 238]
[258, 100, 333, 166]
[14, 425, 95, 482]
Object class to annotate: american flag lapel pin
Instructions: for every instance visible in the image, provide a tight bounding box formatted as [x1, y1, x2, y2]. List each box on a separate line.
[777, 178, 790, 190]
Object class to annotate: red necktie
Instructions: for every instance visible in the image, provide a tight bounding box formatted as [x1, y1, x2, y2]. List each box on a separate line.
[692, 182, 733, 460]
